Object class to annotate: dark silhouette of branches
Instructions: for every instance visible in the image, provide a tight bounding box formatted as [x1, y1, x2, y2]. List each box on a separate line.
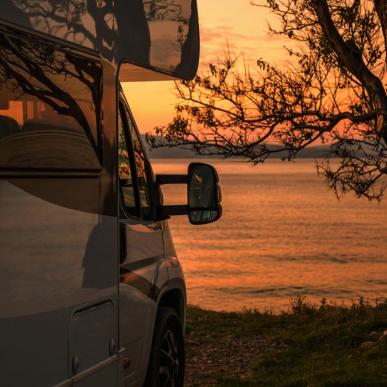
[6, 0, 198, 77]
[176, 0, 199, 77]
[12, 0, 118, 60]
[150, 0, 387, 200]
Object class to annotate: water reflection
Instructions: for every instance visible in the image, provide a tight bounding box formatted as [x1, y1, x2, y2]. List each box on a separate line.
[144, 0, 198, 72]
[10, 0, 118, 60]
[0, 24, 102, 170]
[154, 159, 387, 312]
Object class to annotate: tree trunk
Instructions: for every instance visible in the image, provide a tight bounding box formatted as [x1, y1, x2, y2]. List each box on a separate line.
[375, 0, 387, 67]
[312, 0, 387, 143]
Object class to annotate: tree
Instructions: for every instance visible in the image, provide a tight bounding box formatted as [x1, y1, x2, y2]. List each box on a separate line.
[149, 0, 387, 200]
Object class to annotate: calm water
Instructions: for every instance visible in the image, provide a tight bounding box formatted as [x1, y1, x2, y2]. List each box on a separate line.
[153, 159, 387, 312]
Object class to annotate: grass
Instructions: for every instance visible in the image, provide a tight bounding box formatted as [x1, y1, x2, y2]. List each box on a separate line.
[186, 297, 387, 387]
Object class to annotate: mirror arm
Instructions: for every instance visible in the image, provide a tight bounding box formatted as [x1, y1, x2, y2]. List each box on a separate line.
[156, 174, 188, 185]
[159, 205, 189, 217]
[155, 175, 189, 220]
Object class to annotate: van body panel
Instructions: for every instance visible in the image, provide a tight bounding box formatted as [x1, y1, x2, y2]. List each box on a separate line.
[70, 301, 117, 374]
[73, 363, 119, 387]
[0, 180, 118, 386]
[119, 219, 166, 386]
[58, 355, 119, 387]
[0, 21, 120, 386]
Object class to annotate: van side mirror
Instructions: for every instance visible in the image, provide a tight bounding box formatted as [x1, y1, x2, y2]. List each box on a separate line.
[188, 163, 222, 225]
[156, 163, 222, 225]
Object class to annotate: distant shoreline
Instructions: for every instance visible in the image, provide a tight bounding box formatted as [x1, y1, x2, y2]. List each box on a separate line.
[143, 136, 334, 160]
[148, 154, 340, 160]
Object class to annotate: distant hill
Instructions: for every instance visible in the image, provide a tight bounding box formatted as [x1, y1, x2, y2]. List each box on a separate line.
[142, 136, 333, 159]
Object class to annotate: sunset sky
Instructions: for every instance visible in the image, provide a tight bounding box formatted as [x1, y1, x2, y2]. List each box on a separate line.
[123, 0, 288, 133]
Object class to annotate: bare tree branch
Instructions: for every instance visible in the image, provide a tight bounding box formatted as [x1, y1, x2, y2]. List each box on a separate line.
[149, 0, 387, 200]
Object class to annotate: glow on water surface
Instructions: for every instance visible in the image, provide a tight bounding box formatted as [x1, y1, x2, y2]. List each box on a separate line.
[153, 159, 387, 312]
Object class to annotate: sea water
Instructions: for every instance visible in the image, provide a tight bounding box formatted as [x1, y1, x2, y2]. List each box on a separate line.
[153, 158, 387, 312]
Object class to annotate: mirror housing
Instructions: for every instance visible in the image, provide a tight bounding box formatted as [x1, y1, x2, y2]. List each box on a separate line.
[187, 163, 222, 225]
[156, 163, 222, 225]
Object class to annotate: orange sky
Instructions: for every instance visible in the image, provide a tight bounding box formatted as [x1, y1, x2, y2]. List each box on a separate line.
[123, 0, 288, 133]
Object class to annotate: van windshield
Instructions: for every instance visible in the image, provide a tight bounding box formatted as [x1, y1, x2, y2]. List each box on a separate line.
[0, 26, 102, 172]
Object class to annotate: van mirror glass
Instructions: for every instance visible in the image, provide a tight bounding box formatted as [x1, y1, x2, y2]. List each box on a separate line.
[188, 163, 222, 225]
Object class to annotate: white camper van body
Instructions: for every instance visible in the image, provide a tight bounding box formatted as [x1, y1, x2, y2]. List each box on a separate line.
[0, 2, 221, 386]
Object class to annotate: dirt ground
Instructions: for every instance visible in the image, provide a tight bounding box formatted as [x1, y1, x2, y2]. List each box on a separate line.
[185, 332, 281, 386]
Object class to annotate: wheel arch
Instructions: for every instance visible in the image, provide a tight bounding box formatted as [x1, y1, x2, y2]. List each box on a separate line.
[157, 286, 186, 326]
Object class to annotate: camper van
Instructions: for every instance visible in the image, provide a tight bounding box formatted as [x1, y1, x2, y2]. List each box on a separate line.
[0, 1, 221, 386]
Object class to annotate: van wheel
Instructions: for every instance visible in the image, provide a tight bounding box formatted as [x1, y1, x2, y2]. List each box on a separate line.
[144, 307, 185, 387]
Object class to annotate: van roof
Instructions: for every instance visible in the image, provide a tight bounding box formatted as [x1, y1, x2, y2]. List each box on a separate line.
[0, 0, 200, 82]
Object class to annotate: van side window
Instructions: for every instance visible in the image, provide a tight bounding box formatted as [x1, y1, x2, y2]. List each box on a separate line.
[118, 101, 153, 221]
[127, 118, 152, 220]
[118, 112, 137, 216]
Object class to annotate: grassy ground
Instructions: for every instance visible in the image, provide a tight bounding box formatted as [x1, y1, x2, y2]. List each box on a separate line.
[185, 298, 387, 387]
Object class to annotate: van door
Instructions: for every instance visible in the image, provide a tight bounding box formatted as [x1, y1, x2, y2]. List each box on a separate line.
[118, 100, 167, 385]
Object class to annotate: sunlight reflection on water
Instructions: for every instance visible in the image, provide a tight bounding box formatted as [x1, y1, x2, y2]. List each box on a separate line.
[153, 158, 387, 312]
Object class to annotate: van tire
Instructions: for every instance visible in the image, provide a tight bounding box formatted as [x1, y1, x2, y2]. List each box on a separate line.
[144, 307, 185, 387]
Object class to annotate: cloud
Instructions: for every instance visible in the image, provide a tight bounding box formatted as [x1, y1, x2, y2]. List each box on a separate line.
[199, 24, 289, 68]
[200, 25, 254, 44]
